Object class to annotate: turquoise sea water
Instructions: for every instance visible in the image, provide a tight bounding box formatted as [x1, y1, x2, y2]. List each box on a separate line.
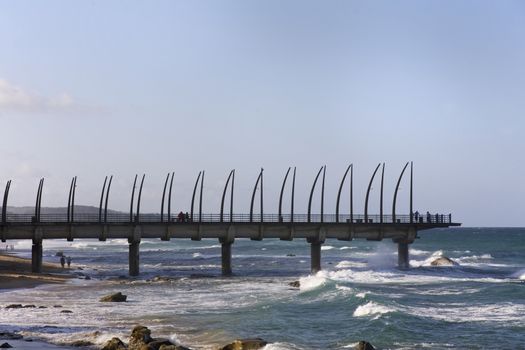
[1, 227, 524, 349]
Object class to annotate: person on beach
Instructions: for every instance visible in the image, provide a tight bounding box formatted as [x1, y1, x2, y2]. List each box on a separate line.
[60, 256, 65, 268]
[66, 256, 72, 268]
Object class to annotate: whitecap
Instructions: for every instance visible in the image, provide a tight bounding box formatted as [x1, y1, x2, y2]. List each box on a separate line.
[321, 246, 334, 251]
[339, 246, 354, 250]
[299, 272, 327, 291]
[353, 301, 394, 319]
[355, 292, 368, 298]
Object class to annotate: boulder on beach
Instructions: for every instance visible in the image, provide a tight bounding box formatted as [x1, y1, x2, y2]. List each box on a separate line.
[101, 337, 126, 350]
[430, 256, 458, 266]
[100, 292, 127, 302]
[0, 332, 22, 340]
[148, 339, 179, 350]
[220, 338, 268, 350]
[355, 341, 376, 350]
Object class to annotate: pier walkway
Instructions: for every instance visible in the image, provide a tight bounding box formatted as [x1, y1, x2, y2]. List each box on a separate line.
[1, 163, 461, 276]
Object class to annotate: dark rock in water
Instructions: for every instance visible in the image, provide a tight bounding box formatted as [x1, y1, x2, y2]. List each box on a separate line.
[100, 292, 127, 302]
[0, 332, 22, 340]
[77, 267, 84, 270]
[61, 310, 73, 313]
[53, 305, 63, 308]
[0, 342, 13, 348]
[55, 251, 64, 257]
[159, 345, 191, 350]
[38, 306, 47, 309]
[288, 281, 300, 288]
[70, 340, 94, 347]
[148, 339, 175, 350]
[84, 275, 91, 280]
[430, 256, 458, 266]
[220, 338, 268, 350]
[355, 341, 375, 350]
[129, 325, 153, 350]
[101, 337, 126, 350]
[286, 253, 295, 257]
[23, 304, 36, 308]
[5, 304, 23, 309]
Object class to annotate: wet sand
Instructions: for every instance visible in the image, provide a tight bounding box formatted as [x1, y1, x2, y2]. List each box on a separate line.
[0, 252, 74, 290]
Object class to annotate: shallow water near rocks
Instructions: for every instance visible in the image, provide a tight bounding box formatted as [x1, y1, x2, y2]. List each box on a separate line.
[1, 228, 524, 349]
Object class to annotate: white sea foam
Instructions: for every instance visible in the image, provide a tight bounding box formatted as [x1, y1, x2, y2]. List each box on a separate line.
[335, 260, 366, 269]
[192, 252, 203, 258]
[321, 245, 334, 251]
[355, 292, 368, 298]
[353, 301, 394, 319]
[299, 273, 327, 291]
[263, 342, 303, 350]
[339, 246, 354, 250]
[410, 248, 431, 256]
[407, 302, 525, 324]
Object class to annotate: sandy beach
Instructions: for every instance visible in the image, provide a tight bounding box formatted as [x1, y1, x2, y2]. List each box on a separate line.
[0, 252, 74, 290]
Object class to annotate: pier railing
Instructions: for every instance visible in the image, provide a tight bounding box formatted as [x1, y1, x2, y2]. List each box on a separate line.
[0, 213, 453, 225]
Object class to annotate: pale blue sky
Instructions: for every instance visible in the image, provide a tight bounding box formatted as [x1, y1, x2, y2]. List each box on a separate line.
[0, 1, 524, 226]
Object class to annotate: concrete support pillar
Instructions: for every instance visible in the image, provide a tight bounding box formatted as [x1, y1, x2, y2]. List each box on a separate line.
[31, 241, 43, 273]
[129, 241, 140, 276]
[308, 239, 323, 274]
[398, 241, 409, 269]
[221, 242, 232, 276]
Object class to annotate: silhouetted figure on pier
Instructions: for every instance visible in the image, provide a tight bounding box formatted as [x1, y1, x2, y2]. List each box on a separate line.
[414, 211, 419, 222]
[426, 211, 431, 223]
[178, 211, 184, 223]
[185, 212, 190, 222]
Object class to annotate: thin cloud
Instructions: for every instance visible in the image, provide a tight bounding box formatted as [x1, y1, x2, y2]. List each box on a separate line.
[0, 78, 77, 114]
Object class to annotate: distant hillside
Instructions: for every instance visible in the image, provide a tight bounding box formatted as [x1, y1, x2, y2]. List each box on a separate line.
[1, 205, 123, 215]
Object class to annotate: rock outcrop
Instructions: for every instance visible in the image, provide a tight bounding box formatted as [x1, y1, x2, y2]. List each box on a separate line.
[0, 343, 13, 348]
[100, 292, 127, 302]
[220, 338, 268, 350]
[430, 256, 458, 266]
[355, 341, 375, 350]
[288, 281, 300, 288]
[70, 340, 94, 347]
[101, 337, 126, 350]
[129, 325, 153, 350]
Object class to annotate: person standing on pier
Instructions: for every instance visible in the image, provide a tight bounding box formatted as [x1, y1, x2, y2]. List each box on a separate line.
[178, 211, 184, 223]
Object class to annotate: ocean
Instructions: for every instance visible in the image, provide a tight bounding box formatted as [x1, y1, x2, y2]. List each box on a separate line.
[1, 227, 524, 349]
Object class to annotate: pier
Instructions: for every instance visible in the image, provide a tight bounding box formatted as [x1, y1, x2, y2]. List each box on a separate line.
[1, 163, 461, 276]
